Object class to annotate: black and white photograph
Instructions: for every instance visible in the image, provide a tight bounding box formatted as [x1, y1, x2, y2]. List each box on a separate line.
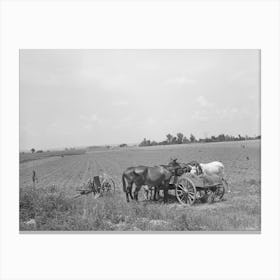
[19, 49, 261, 232]
[1, 1, 280, 279]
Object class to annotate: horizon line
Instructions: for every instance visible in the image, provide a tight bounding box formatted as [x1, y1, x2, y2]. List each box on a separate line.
[19, 133, 261, 152]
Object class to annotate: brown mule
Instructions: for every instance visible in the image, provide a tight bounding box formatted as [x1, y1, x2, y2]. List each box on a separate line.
[122, 165, 147, 202]
[122, 159, 182, 203]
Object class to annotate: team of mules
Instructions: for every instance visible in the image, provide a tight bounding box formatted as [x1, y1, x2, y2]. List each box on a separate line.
[122, 159, 191, 203]
[122, 159, 229, 203]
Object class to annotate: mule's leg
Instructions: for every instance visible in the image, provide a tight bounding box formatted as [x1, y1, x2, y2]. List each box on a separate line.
[143, 186, 149, 200]
[147, 187, 151, 200]
[156, 188, 160, 200]
[163, 188, 168, 203]
[126, 182, 133, 202]
[129, 183, 134, 200]
[133, 184, 141, 201]
[148, 187, 151, 200]
[126, 185, 130, 203]
[153, 187, 158, 201]
[143, 189, 148, 200]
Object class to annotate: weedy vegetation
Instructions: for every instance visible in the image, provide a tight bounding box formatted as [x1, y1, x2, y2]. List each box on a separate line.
[19, 140, 261, 231]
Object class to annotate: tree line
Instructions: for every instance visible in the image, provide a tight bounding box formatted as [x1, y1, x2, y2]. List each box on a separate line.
[139, 133, 261, 147]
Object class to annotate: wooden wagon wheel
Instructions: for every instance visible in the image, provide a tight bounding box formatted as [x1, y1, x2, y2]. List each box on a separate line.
[213, 182, 225, 201]
[101, 177, 116, 194]
[176, 176, 196, 205]
[198, 189, 208, 203]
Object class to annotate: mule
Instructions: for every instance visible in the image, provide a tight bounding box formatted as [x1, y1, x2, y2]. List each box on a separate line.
[187, 160, 230, 192]
[122, 165, 147, 202]
[122, 159, 182, 203]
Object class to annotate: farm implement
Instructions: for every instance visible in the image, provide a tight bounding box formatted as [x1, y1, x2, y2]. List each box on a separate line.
[73, 174, 116, 199]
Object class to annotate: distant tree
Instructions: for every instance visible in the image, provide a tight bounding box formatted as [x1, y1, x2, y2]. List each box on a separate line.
[237, 134, 245, 141]
[217, 134, 225, 142]
[166, 134, 173, 144]
[30, 148, 35, 153]
[182, 136, 189, 144]
[139, 132, 257, 147]
[177, 133, 184, 144]
[140, 138, 159, 146]
[139, 138, 147, 146]
[171, 136, 177, 144]
[36, 150, 43, 153]
[119, 143, 128, 148]
[225, 135, 231, 141]
[190, 134, 196, 143]
[211, 136, 217, 142]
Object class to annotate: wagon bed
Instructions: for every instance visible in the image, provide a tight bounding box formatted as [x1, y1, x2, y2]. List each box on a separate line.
[182, 173, 224, 188]
[170, 173, 226, 205]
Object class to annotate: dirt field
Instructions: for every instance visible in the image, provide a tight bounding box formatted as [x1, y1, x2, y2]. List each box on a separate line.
[19, 149, 86, 163]
[19, 140, 261, 231]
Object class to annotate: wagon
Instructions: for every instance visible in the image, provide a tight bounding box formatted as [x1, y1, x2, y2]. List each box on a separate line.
[169, 173, 226, 205]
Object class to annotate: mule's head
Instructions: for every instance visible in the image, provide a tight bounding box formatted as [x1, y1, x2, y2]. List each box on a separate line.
[168, 158, 189, 176]
[168, 158, 179, 167]
[190, 165, 198, 175]
[181, 164, 192, 173]
[187, 161, 203, 175]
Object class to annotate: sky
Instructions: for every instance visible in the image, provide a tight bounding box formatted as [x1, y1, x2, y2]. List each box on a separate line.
[20, 49, 260, 151]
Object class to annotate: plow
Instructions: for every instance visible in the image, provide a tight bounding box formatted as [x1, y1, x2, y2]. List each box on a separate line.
[73, 174, 116, 199]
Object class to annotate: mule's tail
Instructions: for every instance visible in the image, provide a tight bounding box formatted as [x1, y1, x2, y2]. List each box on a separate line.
[122, 173, 127, 193]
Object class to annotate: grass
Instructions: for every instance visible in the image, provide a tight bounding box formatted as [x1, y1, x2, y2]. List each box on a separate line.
[19, 181, 260, 231]
[19, 140, 261, 231]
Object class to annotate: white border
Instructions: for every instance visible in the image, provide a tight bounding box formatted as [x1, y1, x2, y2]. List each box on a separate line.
[1, 1, 279, 280]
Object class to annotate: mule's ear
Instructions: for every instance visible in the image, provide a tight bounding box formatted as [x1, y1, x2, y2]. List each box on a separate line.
[198, 164, 203, 174]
